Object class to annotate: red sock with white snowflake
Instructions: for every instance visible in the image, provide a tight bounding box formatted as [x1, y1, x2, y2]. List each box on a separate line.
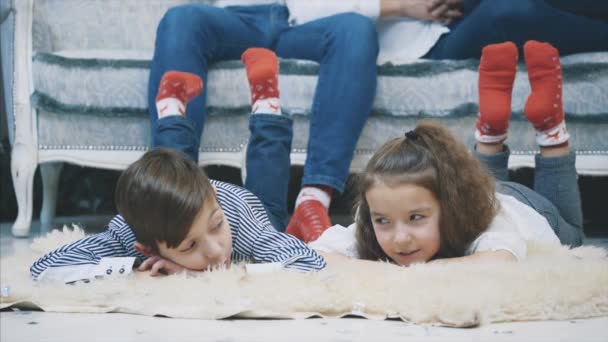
[524, 40, 569, 147]
[475, 41, 518, 144]
[241, 48, 282, 115]
[285, 186, 333, 243]
[155, 71, 203, 118]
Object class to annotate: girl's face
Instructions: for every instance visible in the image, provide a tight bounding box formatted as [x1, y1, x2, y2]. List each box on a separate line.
[366, 182, 441, 266]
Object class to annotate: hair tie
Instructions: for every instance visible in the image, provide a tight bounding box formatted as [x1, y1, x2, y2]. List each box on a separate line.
[405, 130, 418, 141]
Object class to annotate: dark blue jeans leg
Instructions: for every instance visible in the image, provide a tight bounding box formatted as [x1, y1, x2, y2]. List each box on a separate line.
[148, 4, 281, 161]
[274, 13, 379, 192]
[427, 0, 608, 59]
[246, 114, 293, 231]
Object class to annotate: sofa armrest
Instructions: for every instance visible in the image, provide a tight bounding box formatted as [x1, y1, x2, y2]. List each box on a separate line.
[12, 0, 35, 150]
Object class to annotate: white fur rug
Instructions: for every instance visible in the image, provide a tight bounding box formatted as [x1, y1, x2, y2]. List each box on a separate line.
[1, 226, 607, 327]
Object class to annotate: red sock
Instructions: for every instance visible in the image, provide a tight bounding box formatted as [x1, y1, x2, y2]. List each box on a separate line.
[285, 186, 333, 243]
[475, 42, 518, 144]
[241, 48, 280, 108]
[524, 40, 569, 147]
[155, 71, 203, 117]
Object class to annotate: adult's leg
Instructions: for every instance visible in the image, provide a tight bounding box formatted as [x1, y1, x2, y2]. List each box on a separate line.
[427, 0, 608, 59]
[544, 0, 608, 21]
[272, 13, 379, 241]
[274, 13, 379, 193]
[148, 4, 277, 161]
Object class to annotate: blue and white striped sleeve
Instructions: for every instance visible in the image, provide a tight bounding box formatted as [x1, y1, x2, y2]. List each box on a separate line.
[214, 181, 326, 272]
[251, 228, 327, 271]
[30, 215, 142, 281]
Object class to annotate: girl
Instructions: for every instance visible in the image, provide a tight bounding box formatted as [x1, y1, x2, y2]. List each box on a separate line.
[311, 40, 585, 265]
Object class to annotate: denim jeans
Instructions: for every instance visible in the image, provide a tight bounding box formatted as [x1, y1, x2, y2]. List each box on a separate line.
[148, 4, 379, 231]
[426, 0, 608, 59]
[474, 146, 585, 246]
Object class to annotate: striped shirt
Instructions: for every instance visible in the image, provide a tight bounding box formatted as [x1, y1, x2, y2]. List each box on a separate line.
[30, 180, 326, 281]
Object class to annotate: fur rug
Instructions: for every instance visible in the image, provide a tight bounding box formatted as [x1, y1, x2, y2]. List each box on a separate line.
[1, 226, 607, 327]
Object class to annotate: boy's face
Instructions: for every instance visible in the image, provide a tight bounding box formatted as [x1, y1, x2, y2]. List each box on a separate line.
[366, 182, 441, 266]
[156, 196, 233, 271]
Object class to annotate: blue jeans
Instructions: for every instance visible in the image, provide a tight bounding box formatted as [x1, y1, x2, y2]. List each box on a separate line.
[474, 146, 585, 246]
[149, 4, 379, 231]
[426, 0, 608, 59]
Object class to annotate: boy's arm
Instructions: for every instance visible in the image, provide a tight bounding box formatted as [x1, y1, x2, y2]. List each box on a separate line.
[250, 228, 327, 272]
[214, 180, 326, 271]
[30, 217, 143, 282]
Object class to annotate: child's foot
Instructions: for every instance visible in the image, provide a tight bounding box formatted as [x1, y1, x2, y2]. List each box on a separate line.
[241, 48, 282, 115]
[475, 41, 518, 144]
[524, 40, 569, 147]
[155, 71, 203, 118]
[285, 186, 333, 243]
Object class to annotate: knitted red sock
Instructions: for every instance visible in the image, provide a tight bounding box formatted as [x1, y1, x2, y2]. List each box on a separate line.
[241, 48, 280, 114]
[285, 186, 333, 243]
[524, 40, 569, 147]
[475, 41, 518, 144]
[155, 71, 203, 117]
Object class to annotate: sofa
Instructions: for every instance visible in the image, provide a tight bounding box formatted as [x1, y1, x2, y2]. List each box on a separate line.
[5, 0, 608, 236]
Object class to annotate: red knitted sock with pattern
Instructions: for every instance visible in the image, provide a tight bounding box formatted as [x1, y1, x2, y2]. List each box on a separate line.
[524, 40, 569, 147]
[155, 71, 203, 118]
[241, 48, 281, 115]
[475, 42, 518, 144]
[285, 186, 333, 243]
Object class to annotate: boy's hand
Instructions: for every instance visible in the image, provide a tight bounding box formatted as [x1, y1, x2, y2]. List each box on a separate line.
[137, 255, 185, 276]
[133, 242, 185, 276]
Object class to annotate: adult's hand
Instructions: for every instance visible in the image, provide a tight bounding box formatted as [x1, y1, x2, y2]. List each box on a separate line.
[427, 0, 464, 24]
[381, 0, 435, 21]
[381, 0, 463, 24]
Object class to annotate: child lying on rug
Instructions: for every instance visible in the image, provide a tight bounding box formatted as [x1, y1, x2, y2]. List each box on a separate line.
[30, 49, 327, 283]
[311, 41, 585, 265]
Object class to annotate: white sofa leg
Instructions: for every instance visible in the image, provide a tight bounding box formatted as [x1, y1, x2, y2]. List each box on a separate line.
[10, 143, 37, 237]
[40, 162, 63, 230]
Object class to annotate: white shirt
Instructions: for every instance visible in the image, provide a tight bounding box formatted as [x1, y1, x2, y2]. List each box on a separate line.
[310, 193, 561, 261]
[217, 0, 449, 63]
[465, 193, 561, 261]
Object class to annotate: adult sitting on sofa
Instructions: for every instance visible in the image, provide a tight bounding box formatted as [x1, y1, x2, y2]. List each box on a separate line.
[6, 0, 608, 237]
[152, 0, 608, 243]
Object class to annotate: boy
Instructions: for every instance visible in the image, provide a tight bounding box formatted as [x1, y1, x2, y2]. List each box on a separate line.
[31, 49, 326, 282]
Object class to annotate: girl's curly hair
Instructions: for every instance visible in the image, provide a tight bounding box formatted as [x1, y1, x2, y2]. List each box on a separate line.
[355, 120, 499, 261]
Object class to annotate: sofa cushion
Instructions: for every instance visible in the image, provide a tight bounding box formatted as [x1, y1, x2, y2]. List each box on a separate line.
[32, 50, 608, 159]
[33, 50, 608, 119]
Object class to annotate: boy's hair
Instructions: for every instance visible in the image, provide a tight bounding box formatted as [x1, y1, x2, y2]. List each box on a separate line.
[355, 120, 499, 261]
[115, 147, 213, 251]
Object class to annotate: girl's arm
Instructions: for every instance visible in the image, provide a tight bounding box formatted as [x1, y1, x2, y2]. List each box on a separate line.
[430, 249, 517, 265]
